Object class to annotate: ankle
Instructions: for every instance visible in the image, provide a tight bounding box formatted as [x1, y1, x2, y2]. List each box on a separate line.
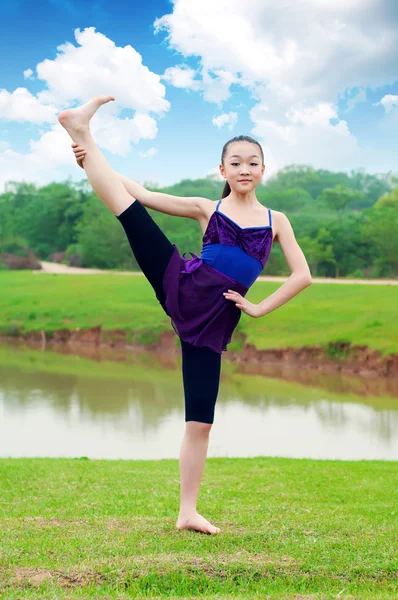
[72, 127, 91, 143]
[178, 508, 197, 518]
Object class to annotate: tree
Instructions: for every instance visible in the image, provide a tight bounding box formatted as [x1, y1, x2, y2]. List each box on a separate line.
[374, 187, 398, 210]
[362, 205, 398, 277]
[258, 187, 312, 214]
[298, 228, 336, 276]
[317, 184, 364, 222]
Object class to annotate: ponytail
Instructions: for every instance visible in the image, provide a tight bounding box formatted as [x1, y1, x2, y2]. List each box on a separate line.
[222, 181, 231, 198]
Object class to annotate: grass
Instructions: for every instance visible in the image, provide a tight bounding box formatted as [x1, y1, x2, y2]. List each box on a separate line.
[0, 457, 397, 599]
[1, 271, 397, 356]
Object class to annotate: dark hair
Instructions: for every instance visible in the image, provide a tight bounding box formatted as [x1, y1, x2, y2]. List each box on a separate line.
[221, 135, 265, 198]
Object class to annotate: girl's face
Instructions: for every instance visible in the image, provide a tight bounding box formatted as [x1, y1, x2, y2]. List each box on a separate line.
[219, 142, 265, 192]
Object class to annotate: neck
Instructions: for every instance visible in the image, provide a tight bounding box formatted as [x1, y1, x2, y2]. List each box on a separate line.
[225, 191, 258, 206]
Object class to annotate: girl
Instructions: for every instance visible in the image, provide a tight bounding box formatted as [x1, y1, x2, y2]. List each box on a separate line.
[59, 95, 312, 536]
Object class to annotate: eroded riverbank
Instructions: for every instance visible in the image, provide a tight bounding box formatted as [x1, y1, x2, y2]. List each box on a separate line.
[2, 325, 397, 387]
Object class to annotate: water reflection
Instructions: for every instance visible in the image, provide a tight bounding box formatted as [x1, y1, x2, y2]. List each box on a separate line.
[0, 341, 397, 461]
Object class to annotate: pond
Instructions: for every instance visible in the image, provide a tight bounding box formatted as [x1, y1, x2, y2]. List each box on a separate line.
[0, 341, 397, 461]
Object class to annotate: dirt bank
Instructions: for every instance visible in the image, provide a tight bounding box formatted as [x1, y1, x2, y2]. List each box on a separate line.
[2, 326, 397, 380]
[34, 261, 398, 285]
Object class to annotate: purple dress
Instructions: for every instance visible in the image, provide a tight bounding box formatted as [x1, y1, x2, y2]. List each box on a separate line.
[162, 200, 273, 354]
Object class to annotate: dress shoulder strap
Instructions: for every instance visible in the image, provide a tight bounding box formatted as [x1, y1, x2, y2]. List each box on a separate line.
[216, 199, 222, 211]
[268, 208, 272, 227]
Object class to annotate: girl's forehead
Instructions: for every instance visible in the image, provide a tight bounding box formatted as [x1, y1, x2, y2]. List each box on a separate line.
[226, 142, 259, 157]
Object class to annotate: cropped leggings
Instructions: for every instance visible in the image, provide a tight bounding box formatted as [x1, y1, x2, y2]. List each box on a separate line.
[116, 199, 221, 425]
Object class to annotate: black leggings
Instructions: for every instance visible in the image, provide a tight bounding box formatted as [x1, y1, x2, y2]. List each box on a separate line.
[117, 199, 221, 425]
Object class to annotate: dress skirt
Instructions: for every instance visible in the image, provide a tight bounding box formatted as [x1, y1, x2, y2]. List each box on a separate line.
[162, 244, 249, 354]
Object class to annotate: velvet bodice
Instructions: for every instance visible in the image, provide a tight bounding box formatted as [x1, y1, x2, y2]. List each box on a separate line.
[202, 202, 273, 268]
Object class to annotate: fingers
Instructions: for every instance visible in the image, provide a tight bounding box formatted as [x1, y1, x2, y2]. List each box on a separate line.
[71, 143, 85, 153]
[71, 143, 87, 161]
[223, 289, 239, 298]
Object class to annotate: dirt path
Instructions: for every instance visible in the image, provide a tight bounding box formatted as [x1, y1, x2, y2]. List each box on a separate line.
[34, 261, 397, 285]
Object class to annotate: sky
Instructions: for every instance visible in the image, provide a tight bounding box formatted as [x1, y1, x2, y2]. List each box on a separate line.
[0, 0, 397, 192]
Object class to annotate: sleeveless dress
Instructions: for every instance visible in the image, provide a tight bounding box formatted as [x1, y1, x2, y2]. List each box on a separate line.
[162, 199, 273, 354]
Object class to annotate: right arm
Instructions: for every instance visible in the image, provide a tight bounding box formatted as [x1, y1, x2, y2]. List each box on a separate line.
[72, 143, 211, 221]
[118, 174, 209, 221]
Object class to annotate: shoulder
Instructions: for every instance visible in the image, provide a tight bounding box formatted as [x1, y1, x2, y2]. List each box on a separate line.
[193, 197, 219, 232]
[269, 210, 295, 242]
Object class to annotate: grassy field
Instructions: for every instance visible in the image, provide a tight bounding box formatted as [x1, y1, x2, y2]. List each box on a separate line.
[0, 457, 396, 599]
[1, 271, 397, 355]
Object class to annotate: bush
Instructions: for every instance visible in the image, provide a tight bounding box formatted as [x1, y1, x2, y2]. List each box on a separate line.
[65, 244, 82, 267]
[0, 252, 41, 270]
[48, 251, 67, 263]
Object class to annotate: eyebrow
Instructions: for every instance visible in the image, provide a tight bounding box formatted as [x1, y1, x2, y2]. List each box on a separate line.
[229, 154, 260, 159]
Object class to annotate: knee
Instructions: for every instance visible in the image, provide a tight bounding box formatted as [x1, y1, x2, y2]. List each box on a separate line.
[186, 420, 213, 436]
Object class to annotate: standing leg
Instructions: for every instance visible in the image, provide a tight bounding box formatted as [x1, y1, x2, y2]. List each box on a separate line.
[176, 340, 221, 535]
[58, 96, 135, 217]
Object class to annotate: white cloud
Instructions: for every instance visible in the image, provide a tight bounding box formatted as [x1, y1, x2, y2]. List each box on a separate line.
[162, 65, 200, 90]
[201, 69, 238, 105]
[374, 94, 398, 113]
[91, 113, 158, 155]
[155, 0, 398, 101]
[154, 0, 398, 174]
[35, 27, 170, 114]
[28, 124, 74, 165]
[251, 101, 362, 179]
[23, 69, 34, 80]
[138, 147, 158, 158]
[0, 27, 170, 191]
[0, 123, 81, 191]
[0, 88, 58, 124]
[212, 112, 238, 130]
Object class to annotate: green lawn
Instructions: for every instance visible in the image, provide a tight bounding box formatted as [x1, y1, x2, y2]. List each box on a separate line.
[1, 271, 397, 355]
[0, 457, 396, 599]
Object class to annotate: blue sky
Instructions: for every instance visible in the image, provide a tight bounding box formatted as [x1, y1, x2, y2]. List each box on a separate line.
[0, 0, 397, 192]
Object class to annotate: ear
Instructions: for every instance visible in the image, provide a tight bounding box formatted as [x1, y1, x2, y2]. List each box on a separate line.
[219, 164, 227, 179]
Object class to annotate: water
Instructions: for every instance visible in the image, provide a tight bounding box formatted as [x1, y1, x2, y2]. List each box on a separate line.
[0, 341, 397, 461]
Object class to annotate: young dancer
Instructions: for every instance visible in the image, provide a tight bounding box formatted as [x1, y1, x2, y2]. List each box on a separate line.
[59, 95, 312, 536]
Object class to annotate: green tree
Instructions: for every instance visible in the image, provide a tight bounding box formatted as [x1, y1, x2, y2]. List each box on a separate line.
[374, 187, 398, 209]
[317, 184, 364, 222]
[258, 187, 312, 214]
[361, 205, 398, 277]
[326, 213, 371, 278]
[298, 228, 336, 276]
[74, 195, 136, 269]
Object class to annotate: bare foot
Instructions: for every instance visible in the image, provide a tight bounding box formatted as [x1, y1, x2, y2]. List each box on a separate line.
[58, 95, 115, 137]
[176, 512, 221, 535]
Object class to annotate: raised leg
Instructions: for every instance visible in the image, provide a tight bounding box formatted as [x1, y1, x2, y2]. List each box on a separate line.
[58, 96, 134, 216]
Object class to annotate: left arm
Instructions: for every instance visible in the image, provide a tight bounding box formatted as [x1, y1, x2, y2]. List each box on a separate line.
[256, 211, 312, 317]
[224, 211, 312, 317]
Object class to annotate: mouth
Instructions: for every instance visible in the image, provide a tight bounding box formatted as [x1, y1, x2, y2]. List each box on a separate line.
[239, 180, 252, 183]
